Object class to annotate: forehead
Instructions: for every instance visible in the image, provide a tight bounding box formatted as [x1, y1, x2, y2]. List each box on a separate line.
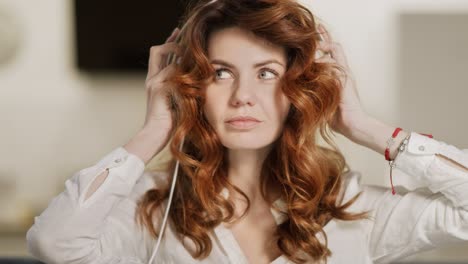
[207, 27, 286, 64]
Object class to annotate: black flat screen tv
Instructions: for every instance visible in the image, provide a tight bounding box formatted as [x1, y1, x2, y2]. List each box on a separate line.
[74, 0, 188, 72]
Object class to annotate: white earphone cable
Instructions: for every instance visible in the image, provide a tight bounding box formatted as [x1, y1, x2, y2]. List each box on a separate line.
[147, 137, 184, 264]
[147, 3, 219, 262]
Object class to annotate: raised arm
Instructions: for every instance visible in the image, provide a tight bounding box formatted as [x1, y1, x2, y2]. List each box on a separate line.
[25, 124, 175, 263]
[346, 127, 468, 263]
[315, 23, 468, 263]
[25, 28, 182, 263]
[25, 128, 171, 264]
[83, 126, 170, 202]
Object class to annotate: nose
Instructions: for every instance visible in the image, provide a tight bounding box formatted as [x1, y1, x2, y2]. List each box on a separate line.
[229, 78, 256, 107]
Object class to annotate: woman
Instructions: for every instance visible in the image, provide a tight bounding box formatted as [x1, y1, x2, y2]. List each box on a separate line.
[26, 0, 468, 263]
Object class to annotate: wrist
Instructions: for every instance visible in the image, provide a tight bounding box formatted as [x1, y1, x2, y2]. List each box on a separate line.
[124, 127, 170, 165]
[349, 116, 410, 159]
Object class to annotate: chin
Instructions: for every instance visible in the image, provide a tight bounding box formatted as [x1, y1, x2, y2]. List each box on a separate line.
[219, 134, 276, 150]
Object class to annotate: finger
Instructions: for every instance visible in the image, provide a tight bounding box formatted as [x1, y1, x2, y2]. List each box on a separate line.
[164, 27, 180, 43]
[315, 56, 335, 64]
[147, 42, 181, 81]
[326, 42, 349, 67]
[314, 49, 330, 60]
[167, 28, 181, 66]
[160, 28, 181, 72]
[154, 62, 178, 84]
[316, 41, 333, 55]
[316, 27, 325, 42]
[166, 27, 180, 43]
[317, 24, 333, 44]
[146, 62, 178, 91]
[318, 41, 350, 67]
[146, 64, 178, 108]
[317, 25, 347, 64]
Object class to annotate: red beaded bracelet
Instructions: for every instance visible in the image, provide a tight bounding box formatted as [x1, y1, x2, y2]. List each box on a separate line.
[385, 127, 403, 161]
[386, 127, 433, 195]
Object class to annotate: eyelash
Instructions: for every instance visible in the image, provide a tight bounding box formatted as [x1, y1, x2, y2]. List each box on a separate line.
[214, 67, 279, 80]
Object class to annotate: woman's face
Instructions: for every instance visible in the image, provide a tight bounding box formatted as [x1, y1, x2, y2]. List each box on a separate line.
[204, 26, 291, 150]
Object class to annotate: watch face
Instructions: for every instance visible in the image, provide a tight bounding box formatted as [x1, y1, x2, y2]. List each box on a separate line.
[0, 6, 22, 67]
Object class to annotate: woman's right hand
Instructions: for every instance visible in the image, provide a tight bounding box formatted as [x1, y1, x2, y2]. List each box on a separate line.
[143, 27, 181, 135]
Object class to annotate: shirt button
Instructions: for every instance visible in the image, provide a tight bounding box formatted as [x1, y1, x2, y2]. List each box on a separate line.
[114, 158, 122, 163]
[418, 145, 425, 151]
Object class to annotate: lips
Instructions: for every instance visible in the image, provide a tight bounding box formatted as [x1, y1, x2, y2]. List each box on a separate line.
[225, 116, 262, 130]
[225, 116, 260, 122]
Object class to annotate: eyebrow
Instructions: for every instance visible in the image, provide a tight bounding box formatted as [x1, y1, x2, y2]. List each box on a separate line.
[210, 59, 285, 69]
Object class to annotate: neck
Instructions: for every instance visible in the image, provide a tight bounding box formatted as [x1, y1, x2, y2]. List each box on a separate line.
[226, 145, 273, 202]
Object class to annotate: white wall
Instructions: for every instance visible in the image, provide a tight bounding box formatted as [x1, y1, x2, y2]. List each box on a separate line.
[0, 0, 467, 260]
[0, 0, 148, 226]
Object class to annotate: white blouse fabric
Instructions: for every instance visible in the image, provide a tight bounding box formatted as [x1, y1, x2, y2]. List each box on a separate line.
[26, 132, 468, 264]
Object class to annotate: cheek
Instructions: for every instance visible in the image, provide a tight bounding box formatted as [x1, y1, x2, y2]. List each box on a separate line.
[281, 99, 291, 121]
[272, 90, 291, 122]
[203, 100, 215, 126]
[203, 87, 222, 126]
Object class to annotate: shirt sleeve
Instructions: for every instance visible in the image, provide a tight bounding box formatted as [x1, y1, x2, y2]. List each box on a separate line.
[26, 146, 167, 264]
[343, 132, 468, 264]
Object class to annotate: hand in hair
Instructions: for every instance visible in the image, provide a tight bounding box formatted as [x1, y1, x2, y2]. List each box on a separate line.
[315, 23, 368, 139]
[143, 28, 182, 132]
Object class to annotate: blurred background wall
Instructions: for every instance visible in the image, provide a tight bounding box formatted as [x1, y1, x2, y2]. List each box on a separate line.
[0, 0, 466, 261]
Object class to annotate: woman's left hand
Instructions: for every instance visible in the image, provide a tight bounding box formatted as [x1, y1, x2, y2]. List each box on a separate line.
[315, 23, 369, 140]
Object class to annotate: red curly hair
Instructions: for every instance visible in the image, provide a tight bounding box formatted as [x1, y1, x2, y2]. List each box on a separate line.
[136, 0, 371, 263]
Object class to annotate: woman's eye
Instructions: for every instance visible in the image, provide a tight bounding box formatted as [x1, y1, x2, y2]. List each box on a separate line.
[259, 69, 278, 80]
[215, 68, 232, 80]
[214, 68, 278, 80]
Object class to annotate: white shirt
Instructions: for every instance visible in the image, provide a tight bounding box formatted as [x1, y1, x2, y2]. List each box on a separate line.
[25, 132, 468, 264]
